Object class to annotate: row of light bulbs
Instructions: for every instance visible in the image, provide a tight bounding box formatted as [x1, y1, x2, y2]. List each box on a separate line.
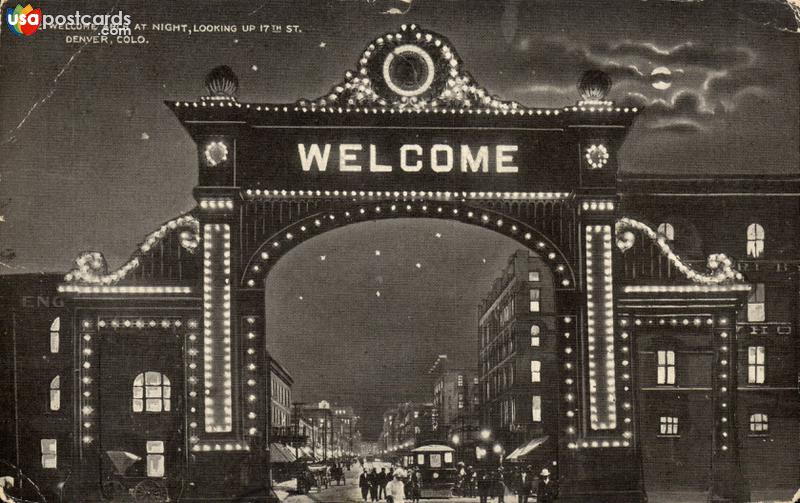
[244, 203, 575, 288]
[244, 188, 571, 200]
[585, 225, 618, 431]
[175, 98, 640, 115]
[203, 224, 234, 433]
[80, 323, 96, 445]
[62, 215, 199, 288]
[616, 218, 745, 285]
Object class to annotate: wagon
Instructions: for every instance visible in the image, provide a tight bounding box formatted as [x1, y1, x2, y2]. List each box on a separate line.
[100, 450, 169, 503]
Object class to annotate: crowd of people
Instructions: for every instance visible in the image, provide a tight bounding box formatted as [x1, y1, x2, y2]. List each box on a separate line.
[455, 464, 558, 503]
[357, 463, 422, 503]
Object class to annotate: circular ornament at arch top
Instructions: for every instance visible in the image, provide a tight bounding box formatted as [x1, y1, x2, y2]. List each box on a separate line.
[383, 44, 436, 97]
[365, 34, 451, 102]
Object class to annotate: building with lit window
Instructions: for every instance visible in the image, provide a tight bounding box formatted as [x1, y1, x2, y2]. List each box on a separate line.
[477, 250, 559, 467]
[0, 25, 798, 503]
[429, 354, 480, 441]
[619, 176, 800, 495]
[269, 358, 293, 428]
[379, 402, 436, 454]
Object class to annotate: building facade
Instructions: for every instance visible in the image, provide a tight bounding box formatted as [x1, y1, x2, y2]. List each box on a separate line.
[269, 357, 293, 428]
[429, 354, 480, 441]
[619, 178, 800, 494]
[379, 402, 436, 454]
[0, 25, 797, 503]
[477, 250, 559, 467]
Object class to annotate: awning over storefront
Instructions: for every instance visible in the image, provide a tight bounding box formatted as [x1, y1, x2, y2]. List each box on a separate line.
[270, 443, 297, 464]
[505, 436, 549, 461]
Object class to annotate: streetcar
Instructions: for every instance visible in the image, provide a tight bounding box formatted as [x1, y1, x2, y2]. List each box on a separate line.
[406, 444, 458, 498]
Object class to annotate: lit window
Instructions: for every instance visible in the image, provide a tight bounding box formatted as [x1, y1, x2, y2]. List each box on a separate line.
[657, 223, 674, 242]
[746, 223, 765, 258]
[530, 360, 541, 383]
[41, 439, 57, 469]
[657, 350, 676, 385]
[444, 452, 453, 464]
[457, 375, 464, 386]
[458, 394, 464, 409]
[531, 325, 541, 346]
[749, 413, 768, 433]
[747, 346, 765, 384]
[133, 372, 171, 413]
[49, 376, 60, 411]
[473, 377, 479, 385]
[50, 317, 60, 354]
[146, 441, 165, 477]
[530, 289, 541, 312]
[528, 271, 540, 282]
[659, 416, 679, 436]
[747, 284, 765, 322]
[531, 395, 541, 422]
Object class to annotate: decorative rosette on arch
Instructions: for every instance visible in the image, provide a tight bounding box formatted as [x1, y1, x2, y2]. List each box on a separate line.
[302, 24, 522, 111]
[615, 217, 744, 285]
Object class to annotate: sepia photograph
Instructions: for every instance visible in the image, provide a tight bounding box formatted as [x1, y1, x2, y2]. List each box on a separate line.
[0, 1, 799, 503]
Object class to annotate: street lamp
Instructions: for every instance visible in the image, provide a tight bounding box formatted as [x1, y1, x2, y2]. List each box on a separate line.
[451, 434, 460, 445]
[480, 429, 491, 441]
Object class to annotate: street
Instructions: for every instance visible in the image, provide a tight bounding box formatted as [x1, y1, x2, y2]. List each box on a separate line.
[282, 464, 487, 503]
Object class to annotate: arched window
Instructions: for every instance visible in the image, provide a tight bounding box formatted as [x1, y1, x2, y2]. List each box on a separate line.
[530, 324, 540, 347]
[747, 223, 764, 258]
[133, 372, 171, 413]
[50, 317, 60, 354]
[49, 376, 60, 411]
[657, 223, 675, 242]
[749, 413, 768, 433]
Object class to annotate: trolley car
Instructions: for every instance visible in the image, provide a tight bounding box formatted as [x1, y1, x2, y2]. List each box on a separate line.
[406, 444, 458, 498]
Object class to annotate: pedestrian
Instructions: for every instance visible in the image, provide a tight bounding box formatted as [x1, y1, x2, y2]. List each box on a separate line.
[385, 474, 406, 503]
[408, 468, 421, 503]
[494, 467, 506, 503]
[467, 466, 477, 497]
[517, 465, 534, 503]
[477, 469, 492, 503]
[379, 467, 389, 500]
[369, 468, 379, 502]
[536, 468, 558, 503]
[359, 469, 370, 502]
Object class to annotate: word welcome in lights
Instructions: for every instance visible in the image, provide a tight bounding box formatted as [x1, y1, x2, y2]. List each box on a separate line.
[298, 143, 520, 174]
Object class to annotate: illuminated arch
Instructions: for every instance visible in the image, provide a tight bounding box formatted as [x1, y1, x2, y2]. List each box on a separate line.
[239, 199, 577, 289]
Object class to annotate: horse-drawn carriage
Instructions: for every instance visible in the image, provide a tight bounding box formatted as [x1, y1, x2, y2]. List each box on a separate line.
[100, 450, 169, 503]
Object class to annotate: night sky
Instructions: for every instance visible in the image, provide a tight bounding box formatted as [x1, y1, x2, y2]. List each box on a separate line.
[1, 0, 798, 438]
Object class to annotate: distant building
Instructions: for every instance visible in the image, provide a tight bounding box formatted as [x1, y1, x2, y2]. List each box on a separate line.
[269, 357, 293, 428]
[477, 250, 559, 466]
[429, 355, 480, 441]
[379, 402, 436, 454]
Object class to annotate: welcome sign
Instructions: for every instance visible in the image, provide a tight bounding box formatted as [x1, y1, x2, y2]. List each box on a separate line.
[234, 123, 580, 191]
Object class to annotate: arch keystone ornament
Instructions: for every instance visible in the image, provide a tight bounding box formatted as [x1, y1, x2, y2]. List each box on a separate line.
[56, 26, 755, 503]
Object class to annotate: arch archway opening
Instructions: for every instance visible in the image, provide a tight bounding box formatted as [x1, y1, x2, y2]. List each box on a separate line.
[260, 218, 570, 482]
